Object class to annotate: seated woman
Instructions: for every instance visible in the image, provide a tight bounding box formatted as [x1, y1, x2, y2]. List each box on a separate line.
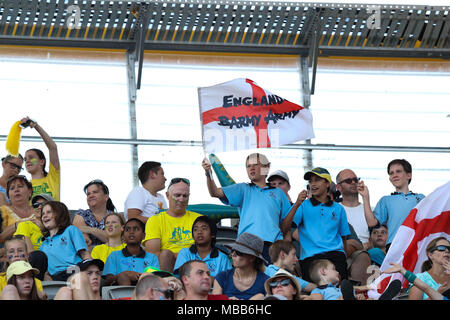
[264, 269, 302, 300]
[73, 179, 117, 249]
[212, 232, 269, 300]
[1, 260, 45, 300]
[0, 154, 24, 206]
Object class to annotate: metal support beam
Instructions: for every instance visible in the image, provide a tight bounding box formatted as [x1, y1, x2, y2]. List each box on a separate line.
[300, 56, 313, 172]
[126, 50, 139, 188]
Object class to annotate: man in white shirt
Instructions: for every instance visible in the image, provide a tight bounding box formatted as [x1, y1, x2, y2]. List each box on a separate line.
[336, 169, 370, 249]
[124, 161, 168, 223]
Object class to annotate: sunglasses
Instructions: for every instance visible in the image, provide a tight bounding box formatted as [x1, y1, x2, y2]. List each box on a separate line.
[338, 177, 360, 185]
[84, 179, 109, 194]
[6, 161, 23, 171]
[268, 278, 292, 288]
[32, 202, 47, 209]
[431, 245, 450, 253]
[154, 288, 173, 300]
[168, 177, 190, 189]
[231, 250, 246, 257]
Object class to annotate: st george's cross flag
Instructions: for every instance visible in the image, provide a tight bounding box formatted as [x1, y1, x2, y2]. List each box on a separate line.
[198, 78, 314, 154]
[368, 181, 450, 299]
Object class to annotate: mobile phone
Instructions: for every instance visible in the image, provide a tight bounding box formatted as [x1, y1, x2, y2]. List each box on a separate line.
[19, 119, 33, 128]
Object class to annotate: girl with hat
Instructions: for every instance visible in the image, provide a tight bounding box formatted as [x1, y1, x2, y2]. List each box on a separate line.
[0, 260, 44, 300]
[264, 269, 302, 300]
[212, 232, 270, 300]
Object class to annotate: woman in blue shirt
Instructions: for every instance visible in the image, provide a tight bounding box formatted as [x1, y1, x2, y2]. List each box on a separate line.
[212, 232, 269, 300]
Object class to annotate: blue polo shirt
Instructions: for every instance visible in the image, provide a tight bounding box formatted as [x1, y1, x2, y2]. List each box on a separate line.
[174, 245, 232, 278]
[221, 183, 292, 243]
[293, 197, 350, 260]
[103, 247, 159, 276]
[39, 225, 88, 276]
[264, 265, 310, 290]
[311, 283, 342, 300]
[374, 191, 425, 244]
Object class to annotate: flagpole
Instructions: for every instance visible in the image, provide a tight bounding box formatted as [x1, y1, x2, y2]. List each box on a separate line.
[198, 86, 214, 180]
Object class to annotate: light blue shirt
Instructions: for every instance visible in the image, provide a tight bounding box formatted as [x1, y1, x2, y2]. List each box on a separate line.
[39, 225, 88, 275]
[311, 283, 342, 300]
[103, 247, 159, 276]
[374, 192, 425, 244]
[264, 264, 310, 290]
[174, 246, 232, 278]
[221, 183, 292, 243]
[293, 198, 350, 260]
[0, 186, 9, 203]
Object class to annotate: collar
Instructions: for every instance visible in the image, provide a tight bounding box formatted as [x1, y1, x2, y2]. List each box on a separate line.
[248, 182, 275, 189]
[310, 196, 334, 207]
[317, 282, 338, 290]
[189, 244, 219, 258]
[42, 226, 67, 242]
[122, 246, 146, 258]
[390, 191, 416, 196]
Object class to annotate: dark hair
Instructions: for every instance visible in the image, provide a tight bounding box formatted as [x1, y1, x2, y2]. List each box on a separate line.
[268, 240, 296, 264]
[26, 149, 48, 177]
[387, 159, 412, 184]
[6, 175, 33, 200]
[2, 154, 24, 162]
[178, 260, 206, 286]
[41, 201, 71, 238]
[368, 223, 388, 235]
[138, 161, 161, 185]
[124, 218, 145, 232]
[192, 216, 217, 247]
[83, 180, 116, 212]
[421, 236, 450, 272]
[7, 273, 43, 300]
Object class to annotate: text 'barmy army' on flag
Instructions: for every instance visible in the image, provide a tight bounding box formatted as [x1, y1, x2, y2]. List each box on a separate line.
[198, 78, 314, 154]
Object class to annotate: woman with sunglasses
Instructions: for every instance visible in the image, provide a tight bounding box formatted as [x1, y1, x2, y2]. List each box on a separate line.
[0, 176, 36, 244]
[264, 269, 302, 300]
[20, 117, 60, 201]
[408, 237, 450, 300]
[0, 155, 24, 206]
[72, 180, 116, 249]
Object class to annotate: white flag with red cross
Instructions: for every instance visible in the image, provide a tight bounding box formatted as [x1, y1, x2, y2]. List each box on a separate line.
[368, 181, 450, 299]
[198, 78, 314, 154]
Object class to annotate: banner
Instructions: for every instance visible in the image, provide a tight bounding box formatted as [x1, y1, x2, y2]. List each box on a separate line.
[368, 181, 450, 299]
[198, 78, 314, 153]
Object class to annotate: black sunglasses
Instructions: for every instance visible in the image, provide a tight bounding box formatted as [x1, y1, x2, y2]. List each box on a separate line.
[268, 278, 292, 288]
[338, 177, 360, 185]
[168, 177, 190, 189]
[6, 161, 23, 171]
[231, 250, 245, 257]
[154, 288, 173, 300]
[32, 202, 47, 209]
[431, 245, 450, 253]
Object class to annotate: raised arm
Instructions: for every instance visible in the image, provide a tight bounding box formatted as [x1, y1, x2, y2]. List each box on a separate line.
[22, 117, 60, 170]
[357, 180, 379, 227]
[281, 190, 307, 234]
[202, 158, 225, 199]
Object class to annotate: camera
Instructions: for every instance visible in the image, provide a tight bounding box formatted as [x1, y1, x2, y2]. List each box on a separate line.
[19, 119, 35, 128]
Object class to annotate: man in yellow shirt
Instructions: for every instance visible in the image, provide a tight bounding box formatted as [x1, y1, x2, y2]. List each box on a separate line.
[143, 178, 202, 272]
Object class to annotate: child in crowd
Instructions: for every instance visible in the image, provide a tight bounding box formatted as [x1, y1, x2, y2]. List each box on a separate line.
[91, 213, 126, 263]
[1, 261, 44, 300]
[0, 236, 45, 297]
[103, 218, 159, 286]
[39, 201, 91, 281]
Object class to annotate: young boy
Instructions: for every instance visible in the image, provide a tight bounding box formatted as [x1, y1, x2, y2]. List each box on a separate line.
[103, 218, 159, 285]
[358, 159, 425, 248]
[265, 240, 316, 293]
[173, 216, 231, 278]
[202, 153, 292, 263]
[282, 167, 350, 283]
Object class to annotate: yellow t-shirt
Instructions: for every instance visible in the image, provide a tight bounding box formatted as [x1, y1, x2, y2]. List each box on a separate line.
[14, 221, 44, 251]
[91, 243, 127, 263]
[0, 206, 36, 229]
[0, 272, 43, 293]
[30, 162, 60, 201]
[143, 210, 202, 254]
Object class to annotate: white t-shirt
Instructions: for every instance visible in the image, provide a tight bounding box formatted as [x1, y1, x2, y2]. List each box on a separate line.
[342, 203, 370, 244]
[124, 186, 168, 221]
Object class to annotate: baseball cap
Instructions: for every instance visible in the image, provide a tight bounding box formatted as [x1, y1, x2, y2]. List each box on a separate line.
[144, 266, 174, 278]
[267, 170, 290, 184]
[6, 261, 39, 281]
[77, 259, 104, 272]
[31, 193, 55, 205]
[304, 167, 332, 185]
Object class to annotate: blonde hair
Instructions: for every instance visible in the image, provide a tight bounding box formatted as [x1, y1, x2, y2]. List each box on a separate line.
[309, 259, 333, 284]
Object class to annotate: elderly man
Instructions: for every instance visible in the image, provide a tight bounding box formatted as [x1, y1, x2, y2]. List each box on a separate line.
[143, 178, 202, 272]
